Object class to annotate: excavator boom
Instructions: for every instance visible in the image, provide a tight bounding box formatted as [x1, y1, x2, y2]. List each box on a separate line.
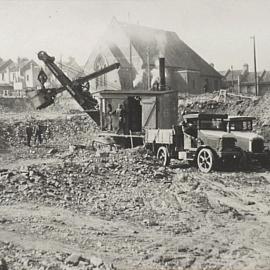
[31, 51, 120, 125]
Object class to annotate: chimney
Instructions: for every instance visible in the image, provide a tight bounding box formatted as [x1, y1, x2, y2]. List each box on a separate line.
[159, 57, 166, 91]
[242, 63, 249, 74]
[210, 63, 214, 68]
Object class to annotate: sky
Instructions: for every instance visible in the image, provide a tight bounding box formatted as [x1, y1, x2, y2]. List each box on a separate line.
[1, 0, 270, 72]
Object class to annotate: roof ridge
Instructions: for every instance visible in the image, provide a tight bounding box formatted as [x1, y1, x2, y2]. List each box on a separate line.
[116, 19, 176, 34]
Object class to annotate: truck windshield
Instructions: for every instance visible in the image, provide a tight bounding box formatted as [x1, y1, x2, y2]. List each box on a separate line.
[229, 120, 252, 131]
[199, 118, 226, 131]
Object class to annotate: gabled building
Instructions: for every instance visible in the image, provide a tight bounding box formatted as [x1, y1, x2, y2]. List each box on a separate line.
[84, 18, 222, 94]
[0, 59, 15, 97]
[61, 57, 84, 80]
[0, 58, 40, 98]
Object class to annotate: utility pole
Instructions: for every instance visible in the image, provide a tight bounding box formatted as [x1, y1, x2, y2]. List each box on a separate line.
[251, 36, 258, 96]
[231, 65, 234, 91]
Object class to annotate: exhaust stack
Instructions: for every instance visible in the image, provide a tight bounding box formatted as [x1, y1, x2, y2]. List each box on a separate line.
[159, 57, 166, 91]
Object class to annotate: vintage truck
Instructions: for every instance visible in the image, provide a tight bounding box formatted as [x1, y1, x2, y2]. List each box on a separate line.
[145, 113, 243, 173]
[226, 116, 270, 168]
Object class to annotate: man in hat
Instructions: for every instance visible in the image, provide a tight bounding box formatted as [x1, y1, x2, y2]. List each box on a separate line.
[115, 104, 126, 134]
[25, 122, 33, 147]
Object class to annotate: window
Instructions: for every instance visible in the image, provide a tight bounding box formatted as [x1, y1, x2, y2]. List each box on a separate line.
[230, 121, 252, 131]
[26, 75, 29, 81]
[3, 90, 9, 97]
[94, 55, 107, 89]
[199, 118, 226, 131]
[1, 73, 4, 80]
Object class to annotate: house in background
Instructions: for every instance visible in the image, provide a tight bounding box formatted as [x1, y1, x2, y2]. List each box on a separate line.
[0, 59, 15, 97]
[220, 64, 270, 96]
[84, 17, 221, 95]
[0, 58, 40, 98]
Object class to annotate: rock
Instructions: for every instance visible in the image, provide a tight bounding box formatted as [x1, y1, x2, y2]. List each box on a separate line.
[96, 150, 109, 158]
[181, 255, 196, 268]
[64, 194, 72, 201]
[0, 258, 8, 270]
[177, 244, 189, 252]
[90, 256, 103, 267]
[154, 172, 165, 178]
[65, 253, 82, 266]
[104, 262, 117, 270]
[152, 255, 163, 263]
[69, 145, 77, 153]
[48, 148, 58, 154]
[244, 200, 256, 206]
[0, 218, 7, 224]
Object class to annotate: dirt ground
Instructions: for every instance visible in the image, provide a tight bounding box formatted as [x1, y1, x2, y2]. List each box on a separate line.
[1, 111, 270, 270]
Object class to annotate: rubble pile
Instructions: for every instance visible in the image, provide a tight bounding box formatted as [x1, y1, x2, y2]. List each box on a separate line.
[180, 92, 270, 136]
[181, 92, 270, 122]
[1, 144, 270, 269]
[0, 241, 115, 270]
[0, 147, 175, 216]
[0, 114, 98, 148]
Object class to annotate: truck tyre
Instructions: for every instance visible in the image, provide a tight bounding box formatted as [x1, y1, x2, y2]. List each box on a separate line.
[197, 148, 215, 173]
[157, 146, 170, 166]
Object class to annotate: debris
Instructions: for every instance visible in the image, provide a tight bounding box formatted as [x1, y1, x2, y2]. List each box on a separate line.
[65, 253, 82, 266]
[89, 256, 103, 267]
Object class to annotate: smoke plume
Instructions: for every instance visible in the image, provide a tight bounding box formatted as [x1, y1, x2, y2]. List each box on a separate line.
[133, 68, 145, 88]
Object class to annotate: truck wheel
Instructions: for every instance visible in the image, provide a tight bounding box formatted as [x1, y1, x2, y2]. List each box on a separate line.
[157, 146, 170, 166]
[197, 148, 214, 173]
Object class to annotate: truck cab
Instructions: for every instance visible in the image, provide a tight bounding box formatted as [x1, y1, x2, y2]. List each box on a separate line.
[226, 116, 269, 166]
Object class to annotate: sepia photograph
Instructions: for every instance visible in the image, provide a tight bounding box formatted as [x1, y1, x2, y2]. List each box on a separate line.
[1, 0, 270, 269]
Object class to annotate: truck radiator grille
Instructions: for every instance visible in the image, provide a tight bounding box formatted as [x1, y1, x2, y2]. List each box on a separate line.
[252, 139, 264, 153]
[222, 138, 236, 149]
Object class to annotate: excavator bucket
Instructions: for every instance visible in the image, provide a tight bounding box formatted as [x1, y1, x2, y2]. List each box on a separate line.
[27, 89, 54, 110]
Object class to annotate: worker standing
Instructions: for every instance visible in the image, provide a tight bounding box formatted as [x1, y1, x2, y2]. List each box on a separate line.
[107, 104, 113, 131]
[25, 122, 33, 147]
[116, 104, 126, 134]
[34, 122, 43, 145]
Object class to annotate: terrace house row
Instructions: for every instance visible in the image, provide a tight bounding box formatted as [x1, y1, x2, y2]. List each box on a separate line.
[0, 57, 40, 98]
[220, 64, 270, 96]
